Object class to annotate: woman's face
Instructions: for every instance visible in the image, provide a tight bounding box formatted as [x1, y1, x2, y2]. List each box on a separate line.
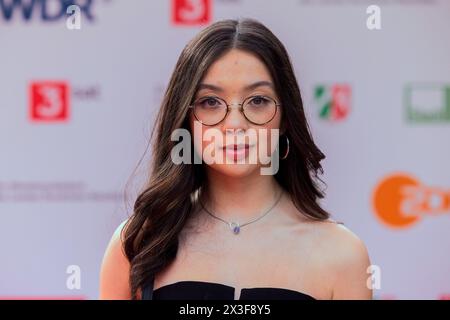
[189, 48, 283, 178]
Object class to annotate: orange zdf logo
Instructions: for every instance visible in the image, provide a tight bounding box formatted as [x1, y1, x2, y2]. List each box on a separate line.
[372, 173, 449, 228]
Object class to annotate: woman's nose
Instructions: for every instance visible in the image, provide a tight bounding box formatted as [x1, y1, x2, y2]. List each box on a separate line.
[221, 104, 249, 131]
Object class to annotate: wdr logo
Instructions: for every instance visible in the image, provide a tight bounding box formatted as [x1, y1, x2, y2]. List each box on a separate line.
[0, 0, 95, 22]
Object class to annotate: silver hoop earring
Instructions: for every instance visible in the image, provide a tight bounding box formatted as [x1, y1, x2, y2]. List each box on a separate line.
[280, 135, 290, 160]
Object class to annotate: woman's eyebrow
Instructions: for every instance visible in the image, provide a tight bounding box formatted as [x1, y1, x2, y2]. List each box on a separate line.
[197, 80, 274, 92]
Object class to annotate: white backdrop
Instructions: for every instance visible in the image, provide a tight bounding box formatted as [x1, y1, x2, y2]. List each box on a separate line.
[0, 0, 449, 299]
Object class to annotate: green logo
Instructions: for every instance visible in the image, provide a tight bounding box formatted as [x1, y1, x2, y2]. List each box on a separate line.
[405, 84, 450, 123]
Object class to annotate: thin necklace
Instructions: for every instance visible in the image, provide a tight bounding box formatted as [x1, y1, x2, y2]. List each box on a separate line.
[199, 189, 283, 235]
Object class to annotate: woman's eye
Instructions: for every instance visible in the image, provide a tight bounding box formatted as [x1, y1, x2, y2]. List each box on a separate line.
[199, 97, 220, 107]
[207, 98, 218, 106]
[249, 96, 269, 105]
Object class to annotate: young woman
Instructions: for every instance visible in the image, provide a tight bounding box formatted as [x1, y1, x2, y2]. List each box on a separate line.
[99, 18, 372, 300]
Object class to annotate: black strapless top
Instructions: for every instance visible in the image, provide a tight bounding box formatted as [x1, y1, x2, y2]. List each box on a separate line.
[141, 278, 316, 300]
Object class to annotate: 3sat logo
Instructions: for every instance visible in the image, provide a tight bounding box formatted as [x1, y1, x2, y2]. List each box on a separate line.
[172, 0, 211, 25]
[29, 81, 70, 122]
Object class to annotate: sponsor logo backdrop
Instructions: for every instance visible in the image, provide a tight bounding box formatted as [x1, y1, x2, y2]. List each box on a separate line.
[0, 0, 449, 299]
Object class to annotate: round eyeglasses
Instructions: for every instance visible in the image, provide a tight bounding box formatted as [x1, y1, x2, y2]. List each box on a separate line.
[189, 95, 281, 126]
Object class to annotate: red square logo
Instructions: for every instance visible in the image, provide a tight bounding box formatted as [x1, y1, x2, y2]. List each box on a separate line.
[29, 81, 70, 122]
[172, 0, 211, 25]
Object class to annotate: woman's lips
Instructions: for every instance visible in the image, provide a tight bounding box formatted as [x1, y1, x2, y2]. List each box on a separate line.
[222, 144, 252, 161]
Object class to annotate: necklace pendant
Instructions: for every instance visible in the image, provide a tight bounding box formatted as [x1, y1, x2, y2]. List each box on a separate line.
[229, 221, 240, 234]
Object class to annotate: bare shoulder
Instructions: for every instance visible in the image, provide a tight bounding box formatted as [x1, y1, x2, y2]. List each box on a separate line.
[315, 221, 369, 263]
[99, 218, 132, 299]
[307, 220, 373, 299]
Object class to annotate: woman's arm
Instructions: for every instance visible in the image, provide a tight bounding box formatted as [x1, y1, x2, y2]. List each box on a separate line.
[99, 219, 132, 299]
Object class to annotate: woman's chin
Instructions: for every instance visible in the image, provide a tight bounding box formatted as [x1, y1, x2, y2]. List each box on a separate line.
[208, 162, 261, 178]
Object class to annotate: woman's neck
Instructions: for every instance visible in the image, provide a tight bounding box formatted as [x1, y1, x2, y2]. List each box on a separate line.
[200, 168, 284, 223]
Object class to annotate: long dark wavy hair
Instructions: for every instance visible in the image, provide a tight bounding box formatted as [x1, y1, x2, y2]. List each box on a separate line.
[123, 18, 330, 299]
